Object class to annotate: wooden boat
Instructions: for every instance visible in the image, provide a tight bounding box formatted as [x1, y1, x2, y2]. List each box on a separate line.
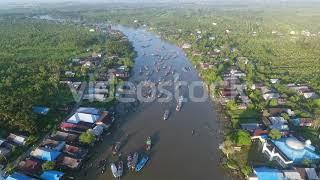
[127, 153, 133, 169]
[112, 142, 121, 156]
[117, 161, 123, 177]
[163, 110, 170, 120]
[146, 137, 152, 151]
[132, 152, 139, 170]
[135, 155, 149, 172]
[176, 96, 183, 111]
[110, 163, 118, 178]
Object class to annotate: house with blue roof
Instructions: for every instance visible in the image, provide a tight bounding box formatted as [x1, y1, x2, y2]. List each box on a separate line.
[262, 136, 320, 167]
[5, 172, 32, 180]
[30, 148, 61, 161]
[291, 118, 313, 127]
[249, 167, 283, 180]
[41, 170, 64, 180]
[76, 107, 100, 115]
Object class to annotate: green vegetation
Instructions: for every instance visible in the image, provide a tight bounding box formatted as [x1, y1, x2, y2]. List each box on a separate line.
[0, 18, 104, 133]
[232, 130, 252, 146]
[42, 161, 56, 171]
[79, 130, 96, 145]
[268, 129, 282, 140]
[0, 14, 135, 168]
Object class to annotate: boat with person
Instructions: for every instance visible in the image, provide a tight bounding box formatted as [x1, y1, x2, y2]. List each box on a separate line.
[132, 152, 139, 171]
[117, 161, 123, 178]
[135, 155, 149, 172]
[127, 153, 133, 169]
[163, 110, 170, 120]
[112, 142, 121, 156]
[146, 136, 152, 151]
[110, 163, 118, 178]
[176, 96, 183, 111]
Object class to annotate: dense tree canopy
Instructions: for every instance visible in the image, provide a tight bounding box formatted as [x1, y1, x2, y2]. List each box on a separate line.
[0, 18, 105, 133]
[79, 130, 96, 145]
[232, 130, 252, 146]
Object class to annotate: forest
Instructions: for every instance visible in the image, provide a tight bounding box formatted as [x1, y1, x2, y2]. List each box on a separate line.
[0, 17, 105, 135]
[71, 4, 320, 91]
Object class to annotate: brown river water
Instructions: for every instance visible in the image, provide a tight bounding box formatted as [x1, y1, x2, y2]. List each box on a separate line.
[79, 26, 231, 180]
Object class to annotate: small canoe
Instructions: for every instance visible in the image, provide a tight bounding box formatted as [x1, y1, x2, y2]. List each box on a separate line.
[132, 152, 139, 170]
[163, 110, 169, 120]
[127, 153, 133, 169]
[117, 161, 123, 177]
[146, 137, 152, 151]
[112, 142, 121, 156]
[176, 96, 183, 111]
[110, 163, 118, 178]
[135, 155, 149, 172]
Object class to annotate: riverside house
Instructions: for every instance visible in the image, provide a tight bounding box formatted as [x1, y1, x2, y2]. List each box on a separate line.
[261, 136, 320, 167]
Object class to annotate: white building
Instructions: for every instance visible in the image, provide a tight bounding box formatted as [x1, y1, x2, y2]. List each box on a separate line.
[182, 43, 191, 49]
[67, 112, 100, 124]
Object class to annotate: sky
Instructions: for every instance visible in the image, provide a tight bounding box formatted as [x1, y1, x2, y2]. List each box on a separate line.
[0, 0, 299, 3]
[0, 0, 318, 6]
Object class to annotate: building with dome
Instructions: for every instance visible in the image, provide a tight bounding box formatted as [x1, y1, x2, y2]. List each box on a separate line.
[262, 136, 320, 167]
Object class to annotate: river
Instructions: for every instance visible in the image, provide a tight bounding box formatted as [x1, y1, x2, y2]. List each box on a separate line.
[80, 26, 230, 180]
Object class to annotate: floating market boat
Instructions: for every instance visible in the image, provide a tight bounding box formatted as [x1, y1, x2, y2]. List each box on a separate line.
[112, 142, 121, 156]
[110, 163, 118, 178]
[163, 110, 170, 120]
[127, 153, 133, 169]
[146, 137, 152, 151]
[176, 96, 183, 111]
[132, 152, 139, 170]
[135, 155, 149, 172]
[117, 161, 123, 178]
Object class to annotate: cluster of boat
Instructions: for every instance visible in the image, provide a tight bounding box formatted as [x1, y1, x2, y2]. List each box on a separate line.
[163, 95, 184, 120]
[110, 137, 152, 178]
[111, 153, 150, 178]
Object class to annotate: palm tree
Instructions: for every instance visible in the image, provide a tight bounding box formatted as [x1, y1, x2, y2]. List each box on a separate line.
[219, 139, 235, 158]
